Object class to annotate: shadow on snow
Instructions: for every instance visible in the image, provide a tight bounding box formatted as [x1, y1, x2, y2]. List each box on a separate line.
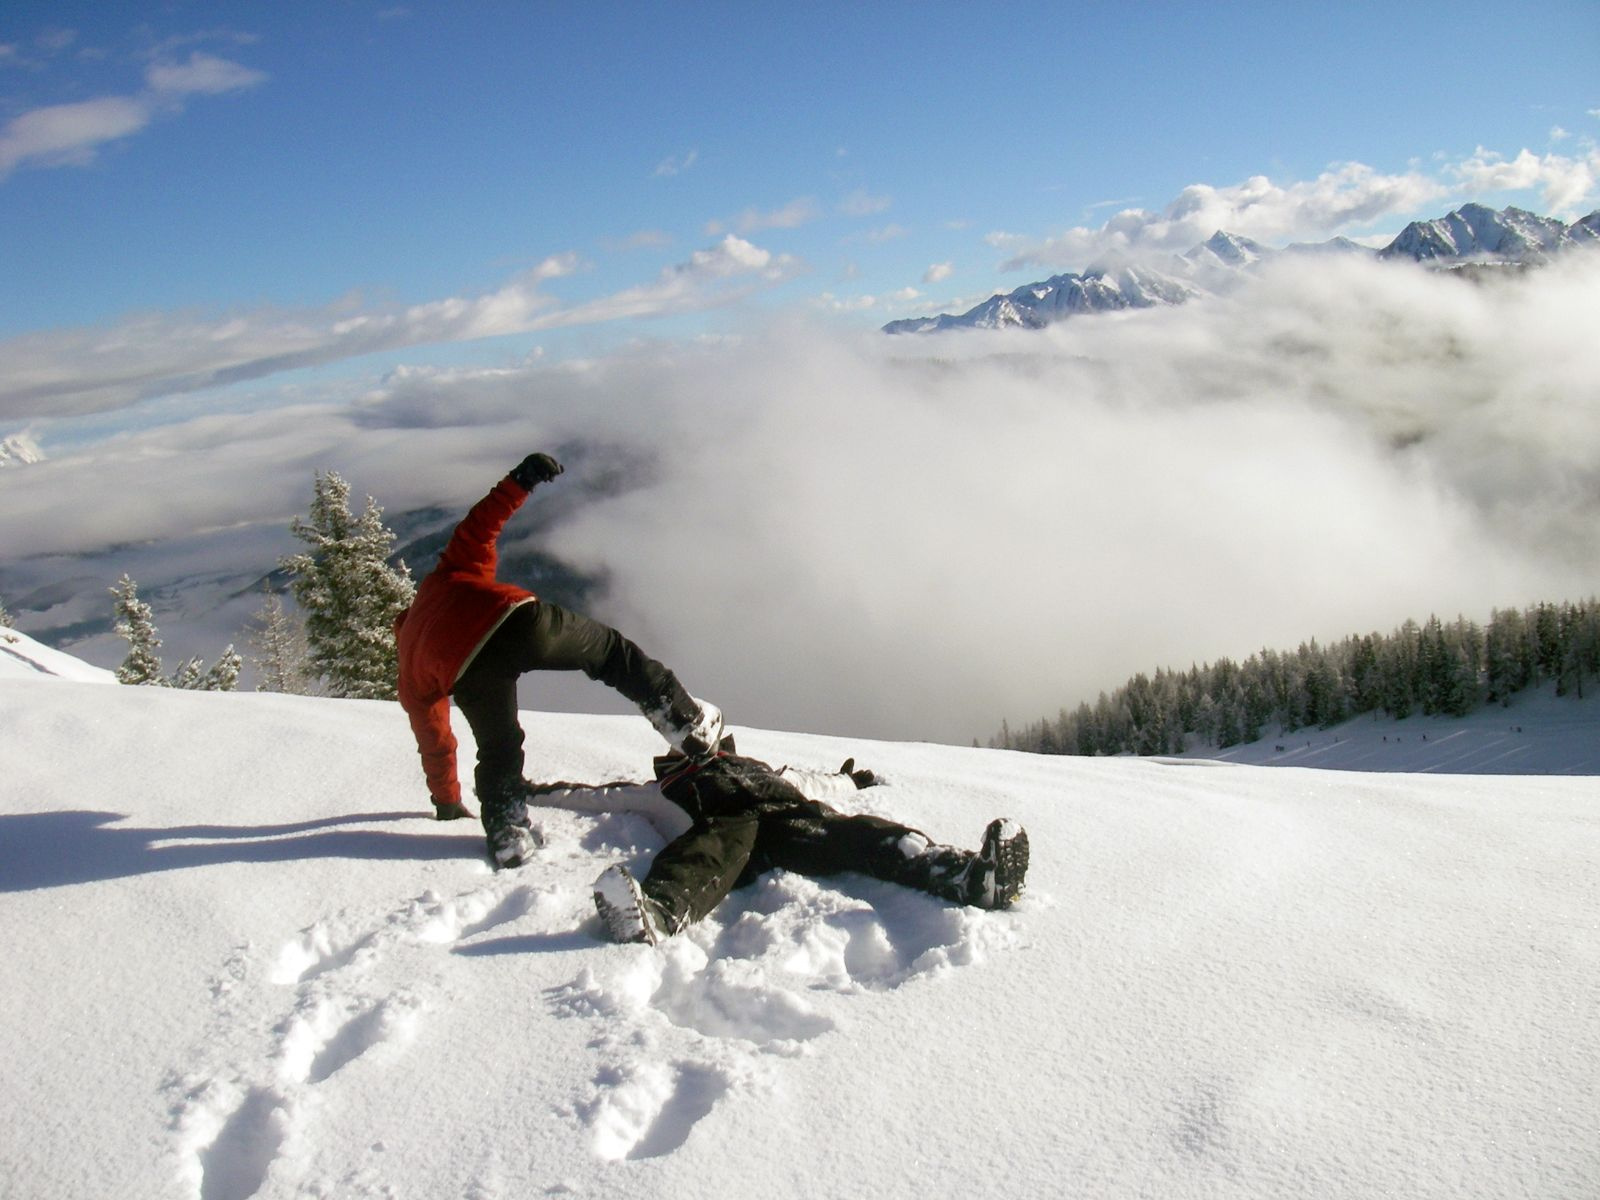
[0, 809, 475, 891]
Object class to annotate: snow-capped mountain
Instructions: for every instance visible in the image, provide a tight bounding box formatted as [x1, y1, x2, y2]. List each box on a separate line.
[885, 263, 1200, 332]
[1184, 229, 1273, 271]
[886, 203, 1599, 334]
[1379, 203, 1578, 262]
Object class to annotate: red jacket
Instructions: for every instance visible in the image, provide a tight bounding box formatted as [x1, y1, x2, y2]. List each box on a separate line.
[395, 475, 536, 808]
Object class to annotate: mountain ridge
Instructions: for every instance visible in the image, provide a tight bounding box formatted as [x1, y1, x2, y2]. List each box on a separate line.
[885, 202, 1600, 334]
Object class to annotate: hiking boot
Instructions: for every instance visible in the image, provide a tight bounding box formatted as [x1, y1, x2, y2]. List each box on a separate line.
[961, 819, 1029, 910]
[479, 778, 539, 870]
[593, 864, 669, 945]
[647, 695, 725, 762]
[676, 698, 725, 761]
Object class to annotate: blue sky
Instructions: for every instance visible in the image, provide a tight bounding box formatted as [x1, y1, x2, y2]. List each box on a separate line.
[1, 0, 1597, 435]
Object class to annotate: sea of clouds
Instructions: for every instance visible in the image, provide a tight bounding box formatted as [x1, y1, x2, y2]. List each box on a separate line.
[3, 250, 1599, 743]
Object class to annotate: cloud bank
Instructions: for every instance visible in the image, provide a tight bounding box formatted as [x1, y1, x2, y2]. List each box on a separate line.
[5, 252, 1598, 743]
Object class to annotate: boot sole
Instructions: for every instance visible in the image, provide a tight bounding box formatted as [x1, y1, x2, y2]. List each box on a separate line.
[593, 866, 662, 945]
[981, 819, 1030, 910]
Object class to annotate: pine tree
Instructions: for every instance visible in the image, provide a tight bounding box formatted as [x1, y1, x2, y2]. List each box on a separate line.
[1555, 601, 1598, 699]
[167, 656, 204, 689]
[1531, 603, 1563, 682]
[110, 575, 165, 685]
[200, 646, 243, 692]
[246, 591, 317, 694]
[281, 471, 415, 700]
[0, 595, 14, 628]
[108, 575, 241, 690]
[1484, 608, 1528, 703]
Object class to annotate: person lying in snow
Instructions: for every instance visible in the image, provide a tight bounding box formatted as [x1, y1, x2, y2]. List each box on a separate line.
[587, 740, 1030, 944]
[394, 453, 723, 869]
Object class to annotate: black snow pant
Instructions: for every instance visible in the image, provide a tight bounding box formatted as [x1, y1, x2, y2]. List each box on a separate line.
[641, 753, 974, 932]
[452, 600, 700, 797]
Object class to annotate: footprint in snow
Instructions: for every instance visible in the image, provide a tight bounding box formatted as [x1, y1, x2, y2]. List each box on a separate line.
[187, 1082, 291, 1200]
[557, 862, 1025, 1162]
[177, 877, 530, 1198]
[581, 1059, 736, 1161]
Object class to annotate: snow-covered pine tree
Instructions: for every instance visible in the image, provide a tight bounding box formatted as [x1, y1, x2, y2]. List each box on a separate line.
[0, 595, 14, 628]
[110, 575, 165, 685]
[167, 656, 204, 689]
[108, 576, 241, 689]
[245, 591, 316, 694]
[200, 646, 243, 691]
[281, 471, 415, 700]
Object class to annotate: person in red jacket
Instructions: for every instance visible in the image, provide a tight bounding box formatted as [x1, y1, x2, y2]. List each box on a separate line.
[394, 452, 723, 868]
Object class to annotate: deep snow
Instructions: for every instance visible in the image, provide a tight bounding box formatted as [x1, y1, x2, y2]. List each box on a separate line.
[1, 628, 1596, 1199]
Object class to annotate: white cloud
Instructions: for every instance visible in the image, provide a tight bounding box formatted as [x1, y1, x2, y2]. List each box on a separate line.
[145, 51, 268, 97]
[0, 96, 152, 173]
[37, 28, 78, 54]
[0, 240, 798, 421]
[705, 197, 821, 236]
[1449, 146, 1599, 217]
[815, 293, 880, 313]
[601, 229, 674, 252]
[818, 287, 922, 313]
[838, 189, 891, 217]
[533, 237, 799, 331]
[923, 262, 953, 284]
[0, 50, 266, 179]
[993, 146, 1600, 274]
[864, 223, 908, 244]
[653, 149, 698, 177]
[996, 161, 1445, 272]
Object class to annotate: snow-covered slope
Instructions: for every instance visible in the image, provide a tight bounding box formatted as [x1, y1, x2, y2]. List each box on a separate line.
[2, 666, 1596, 1199]
[0, 624, 116, 682]
[1178, 683, 1600, 775]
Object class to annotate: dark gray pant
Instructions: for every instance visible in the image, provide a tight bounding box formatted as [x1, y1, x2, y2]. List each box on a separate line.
[452, 601, 698, 796]
[643, 754, 973, 931]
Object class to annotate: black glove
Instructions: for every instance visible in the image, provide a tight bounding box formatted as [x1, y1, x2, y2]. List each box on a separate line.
[510, 453, 563, 489]
[839, 757, 879, 788]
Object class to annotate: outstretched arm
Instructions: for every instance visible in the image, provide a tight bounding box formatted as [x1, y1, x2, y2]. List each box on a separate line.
[777, 757, 881, 802]
[436, 454, 564, 578]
